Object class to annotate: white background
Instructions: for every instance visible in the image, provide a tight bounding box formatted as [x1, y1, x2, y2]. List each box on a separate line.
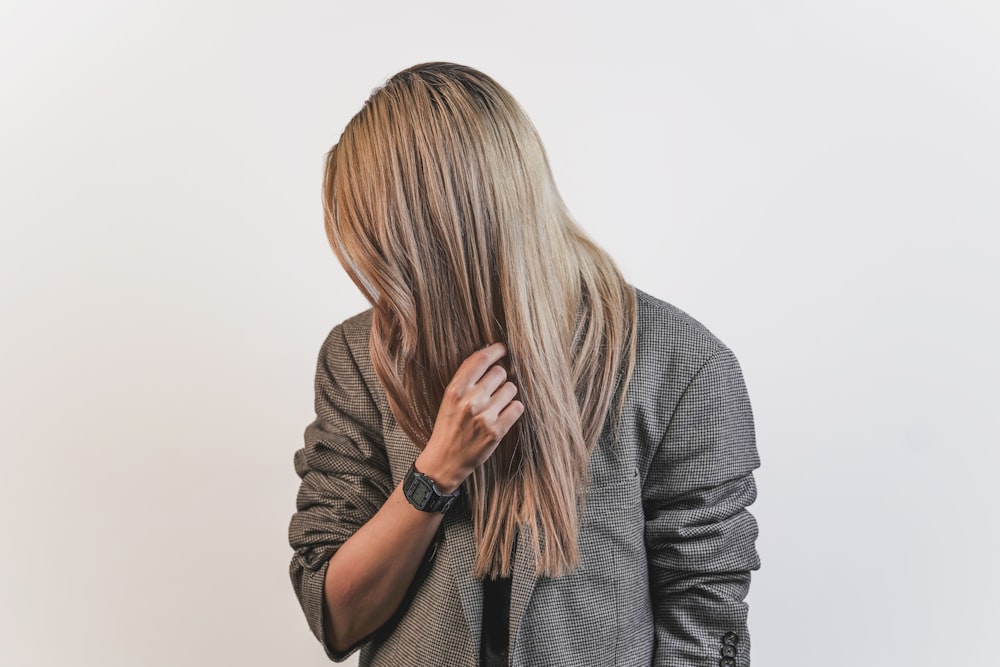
[2, 1, 998, 665]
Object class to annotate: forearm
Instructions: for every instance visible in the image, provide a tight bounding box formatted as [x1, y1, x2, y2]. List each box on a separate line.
[322, 481, 440, 652]
[321, 450, 456, 653]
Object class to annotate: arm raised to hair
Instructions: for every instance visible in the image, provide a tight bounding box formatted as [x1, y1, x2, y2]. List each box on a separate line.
[288, 324, 522, 661]
[644, 344, 762, 667]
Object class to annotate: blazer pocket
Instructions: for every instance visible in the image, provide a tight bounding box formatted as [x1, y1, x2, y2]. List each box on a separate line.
[577, 465, 648, 664]
[578, 464, 643, 554]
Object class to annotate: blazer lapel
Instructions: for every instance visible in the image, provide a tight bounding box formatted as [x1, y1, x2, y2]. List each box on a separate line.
[443, 505, 542, 659]
[443, 498, 483, 651]
[508, 528, 539, 654]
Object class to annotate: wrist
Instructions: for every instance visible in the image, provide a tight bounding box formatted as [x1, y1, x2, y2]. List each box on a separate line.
[414, 447, 466, 495]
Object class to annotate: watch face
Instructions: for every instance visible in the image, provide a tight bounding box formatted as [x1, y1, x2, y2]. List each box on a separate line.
[404, 465, 458, 513]
[409, 478, 433, 507]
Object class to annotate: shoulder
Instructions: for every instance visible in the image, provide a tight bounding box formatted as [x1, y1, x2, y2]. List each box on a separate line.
[319, 307, 374, 363]
[625, 285, 750, 429]
[340, 307, 374, 351]
[624, 286, 752, 471]
[310, 309, 380, 401]
[631, 285, 730, 376]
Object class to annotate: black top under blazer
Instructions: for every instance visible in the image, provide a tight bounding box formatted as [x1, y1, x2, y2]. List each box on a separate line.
[288, 286, 762, 666]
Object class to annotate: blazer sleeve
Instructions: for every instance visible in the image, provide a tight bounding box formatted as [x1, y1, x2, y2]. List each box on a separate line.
[643, 344, 762, 667]
[288, 323, 395, 663]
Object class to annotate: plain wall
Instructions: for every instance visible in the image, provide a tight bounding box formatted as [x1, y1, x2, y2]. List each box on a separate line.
[2, 1, 998, 665]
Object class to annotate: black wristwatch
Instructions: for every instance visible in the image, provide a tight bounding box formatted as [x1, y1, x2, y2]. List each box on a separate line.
[403, 462, 461, 513]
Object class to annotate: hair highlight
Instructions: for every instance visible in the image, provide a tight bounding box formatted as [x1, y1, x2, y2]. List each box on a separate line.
[322, 62, 637, 578]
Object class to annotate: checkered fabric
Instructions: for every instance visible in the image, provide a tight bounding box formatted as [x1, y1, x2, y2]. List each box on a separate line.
[288, 286, 762, 666]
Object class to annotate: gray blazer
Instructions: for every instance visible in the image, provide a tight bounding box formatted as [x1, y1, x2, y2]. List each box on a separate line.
[288, 286, 761, 666]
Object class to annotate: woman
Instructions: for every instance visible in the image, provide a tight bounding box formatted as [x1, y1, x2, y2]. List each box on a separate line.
[288, 62, 761, 667]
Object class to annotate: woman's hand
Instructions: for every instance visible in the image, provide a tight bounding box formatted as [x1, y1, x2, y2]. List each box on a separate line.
[415, 342, 525, 493]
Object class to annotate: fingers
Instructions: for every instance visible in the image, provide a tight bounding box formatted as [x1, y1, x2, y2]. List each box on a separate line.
[455, 342, 508, 388]
[488, 379, 518, 409]
[471, 385, 523, 449]
[444, 340, 525, 440]
[495, 398, 526, 435]
[478, 364, 508, 397]
[483, 381, 521, 426]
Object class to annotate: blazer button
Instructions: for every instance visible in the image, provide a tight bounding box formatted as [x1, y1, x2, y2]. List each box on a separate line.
[723, 631, 739, 645]
[721, 644, 737, 658]
[719, 658, 737, 667]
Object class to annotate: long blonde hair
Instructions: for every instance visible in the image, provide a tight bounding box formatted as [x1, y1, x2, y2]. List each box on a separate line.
[322, 62, 637, 579]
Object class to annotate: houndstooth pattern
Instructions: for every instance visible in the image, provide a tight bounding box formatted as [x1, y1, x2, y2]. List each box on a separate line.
[288, 286, 762, 666]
